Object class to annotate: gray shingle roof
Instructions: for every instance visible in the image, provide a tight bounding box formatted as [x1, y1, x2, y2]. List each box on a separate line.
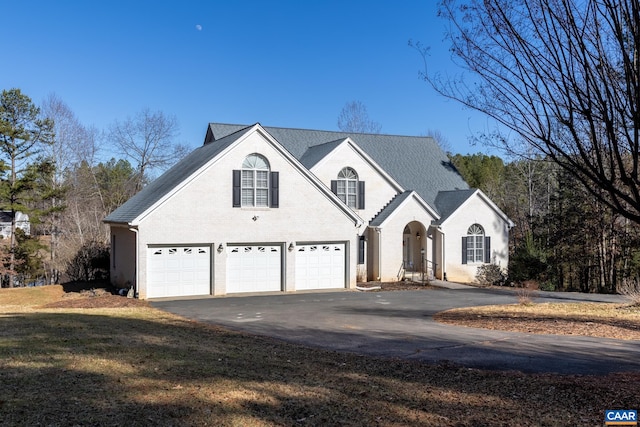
[105, 122, 472, 225]
[298, 138, 347, 169]
[209, 123, 469, 209]
[105, 126, 253, 224]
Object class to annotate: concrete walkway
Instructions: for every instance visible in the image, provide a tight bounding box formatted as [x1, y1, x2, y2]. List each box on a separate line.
[429, 279, 476, 290]
[151, 286, 638, 375]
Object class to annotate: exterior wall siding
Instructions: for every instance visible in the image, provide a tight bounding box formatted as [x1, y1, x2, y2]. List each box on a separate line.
[110, 226, 137, 289]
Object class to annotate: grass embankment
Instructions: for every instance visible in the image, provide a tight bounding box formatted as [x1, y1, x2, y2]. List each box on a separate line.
[1, 286, 638, 426]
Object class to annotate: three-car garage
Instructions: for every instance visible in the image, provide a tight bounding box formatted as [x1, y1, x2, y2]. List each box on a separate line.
[145, 242, 347, 298]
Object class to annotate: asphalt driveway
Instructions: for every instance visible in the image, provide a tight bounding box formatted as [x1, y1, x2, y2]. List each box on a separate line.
[151, 287, 640, 375]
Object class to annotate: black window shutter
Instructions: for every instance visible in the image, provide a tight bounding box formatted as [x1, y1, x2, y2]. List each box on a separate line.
[270, 171, 279, 208]
[461, 236, 468, 264]
[484, 236, 491, 263]
[232, 170, 241, 207]
[358, 235, 365, 264]
[357, 181, 365, 210]
[331, 180, 338, 195]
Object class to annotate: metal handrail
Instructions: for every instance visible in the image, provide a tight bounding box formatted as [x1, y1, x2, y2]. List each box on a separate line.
[398, 259, 439, 282]
[402, 259, 438, 283]
[397, 261, 406, 281]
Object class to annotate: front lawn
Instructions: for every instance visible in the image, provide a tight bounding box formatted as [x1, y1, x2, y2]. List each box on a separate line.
[1, 286, 638, 426]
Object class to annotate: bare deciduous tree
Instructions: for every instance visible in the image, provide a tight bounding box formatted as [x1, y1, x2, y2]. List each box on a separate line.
[40, 94, 99, 283]
[414, 0, 640, 223]
[337, 101, 382, 134]
[41, 94, 97, 178]
[107, 108, 187, 191]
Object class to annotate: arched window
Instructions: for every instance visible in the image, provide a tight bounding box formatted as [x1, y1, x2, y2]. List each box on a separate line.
[337, 167, 358, 208]
[241, 154, 270, 207]
[465, 224, 485, 263]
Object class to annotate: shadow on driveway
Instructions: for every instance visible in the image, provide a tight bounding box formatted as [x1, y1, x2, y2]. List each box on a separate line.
[151, 288, 640, 375]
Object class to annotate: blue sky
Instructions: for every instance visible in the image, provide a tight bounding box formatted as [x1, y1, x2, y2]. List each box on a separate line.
[2, 1, 499, 159]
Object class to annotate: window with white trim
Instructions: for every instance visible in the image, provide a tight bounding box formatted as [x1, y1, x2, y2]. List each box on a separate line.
[337, 167, 358, 208]
[466, 224, 485, 263]
[241, 154, 269, 207]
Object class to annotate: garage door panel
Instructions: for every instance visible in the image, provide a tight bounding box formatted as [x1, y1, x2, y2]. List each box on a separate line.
[295, 243, 345, 290]
[147, 246, 211, 298]
[227, 245, 282, 293]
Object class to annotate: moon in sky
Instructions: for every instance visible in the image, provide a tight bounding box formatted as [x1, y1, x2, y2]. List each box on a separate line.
[195, 24, 202, 31]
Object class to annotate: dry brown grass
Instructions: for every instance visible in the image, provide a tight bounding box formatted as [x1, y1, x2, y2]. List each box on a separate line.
[1, 285, 638, 426]
[435, 302, 640, 340]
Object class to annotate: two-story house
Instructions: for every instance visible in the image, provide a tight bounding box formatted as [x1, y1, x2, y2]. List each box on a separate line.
[104, 123, 513, 299]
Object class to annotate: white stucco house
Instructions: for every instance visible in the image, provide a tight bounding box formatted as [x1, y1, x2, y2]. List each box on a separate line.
[104, 123, 513, 299]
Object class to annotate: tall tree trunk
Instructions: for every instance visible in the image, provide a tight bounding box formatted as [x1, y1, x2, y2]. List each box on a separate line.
[8, 210, 15, 288]
[8, 155, 16, 288]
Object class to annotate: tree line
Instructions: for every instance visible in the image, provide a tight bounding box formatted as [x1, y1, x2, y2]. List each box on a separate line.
[0, 88, 185, 287]
[450, 152, 640, 294]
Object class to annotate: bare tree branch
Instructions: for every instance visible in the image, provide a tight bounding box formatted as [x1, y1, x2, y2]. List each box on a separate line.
[415, 0, 640, 223]
[107, 108, 186, 191]
[337, 101, 382, 134]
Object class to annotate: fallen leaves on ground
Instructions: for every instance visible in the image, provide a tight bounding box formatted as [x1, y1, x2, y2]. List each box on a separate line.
[38, 287, 148, 309]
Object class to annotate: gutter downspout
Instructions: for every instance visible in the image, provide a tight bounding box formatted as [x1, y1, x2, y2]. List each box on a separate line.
[128, 226, 139, 298]
[441, 229, 446, 281]
[375, 227, 382, 281]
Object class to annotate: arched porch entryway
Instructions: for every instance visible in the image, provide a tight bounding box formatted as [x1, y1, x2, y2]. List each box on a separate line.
[402, 221, 429, 281]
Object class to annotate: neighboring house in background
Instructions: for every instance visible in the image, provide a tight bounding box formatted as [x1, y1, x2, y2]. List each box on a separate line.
[0, 211, 30, 238]
[104, 123, 513, 299]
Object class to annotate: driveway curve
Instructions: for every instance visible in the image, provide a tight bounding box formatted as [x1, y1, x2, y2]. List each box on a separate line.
[151, 287, 640, 375]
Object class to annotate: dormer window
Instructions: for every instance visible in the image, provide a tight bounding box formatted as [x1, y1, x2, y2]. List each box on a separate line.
[337, 167, 358, 208]
[331, 167, 365, 210]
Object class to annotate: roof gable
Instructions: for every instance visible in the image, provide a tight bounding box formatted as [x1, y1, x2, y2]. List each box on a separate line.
[105, 124, 363, 227]
[299, 138, 346, 169]
[435, 188, 514, 227]
[434, 189, 478, 224]
[304, 137, 405, 194]
[105, 126, 254, 224]
[370, 191, 439, 227]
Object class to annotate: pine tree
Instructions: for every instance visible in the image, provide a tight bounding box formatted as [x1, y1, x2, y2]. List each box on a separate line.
[0, 89, 54, 287]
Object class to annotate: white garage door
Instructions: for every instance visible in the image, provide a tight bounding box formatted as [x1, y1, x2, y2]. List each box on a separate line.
[295, 243, 346, 290]
[147, 246, 211, 298]
[226, 245, 282, 293]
